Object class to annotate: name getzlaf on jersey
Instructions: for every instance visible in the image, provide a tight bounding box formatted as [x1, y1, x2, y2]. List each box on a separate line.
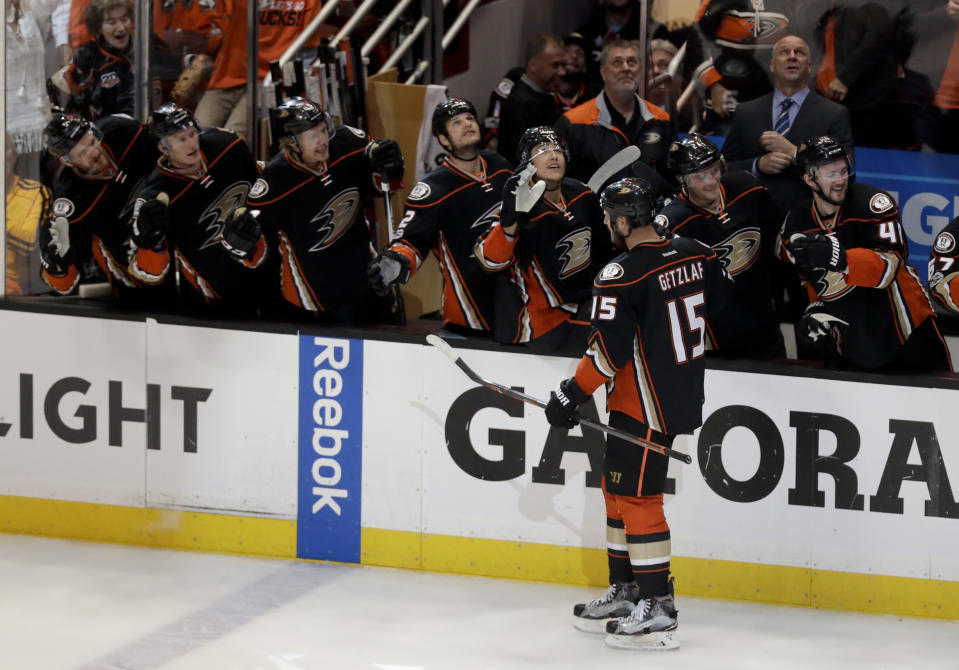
[778, 182, 938, 370]
[47, 114, 158, 294]
[389, 151, 513, 331]
[129, 128, 266, 306]
[655, 171, 784, 356]
[574, 235, 733, 435]
[247, 125, 383, 315]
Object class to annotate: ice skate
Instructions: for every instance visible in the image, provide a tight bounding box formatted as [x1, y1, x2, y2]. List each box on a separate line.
[604, 580, 678, 650]
[572, 582, 640, 633]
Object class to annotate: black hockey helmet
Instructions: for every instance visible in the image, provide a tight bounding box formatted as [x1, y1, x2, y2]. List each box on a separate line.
[796, 136, 850, 176]
[44, 113, 98, 156]
[269, 96, 335, 141]
[667, 133, 723, 177]
[431, 97, 477, 139]
[147, 102, 198, 140]
[600, 178, 655, 228]
[517, 126, 569, 165]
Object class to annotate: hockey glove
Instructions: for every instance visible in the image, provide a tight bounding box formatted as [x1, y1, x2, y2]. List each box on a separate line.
[366, 138, 405, 184]
[788, 233, 847, 273]
[221, 207, 262, 259]
[796, 302, 849, 360]
[38, 216, 73, 277]
[545, 378, 589, 429]
[511, 162, 546, 214]
[132, 195, 170, 251]
[367, 250, 411, 297]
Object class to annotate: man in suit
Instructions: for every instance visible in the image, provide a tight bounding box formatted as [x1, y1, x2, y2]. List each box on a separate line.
[721, 35, 853, 212]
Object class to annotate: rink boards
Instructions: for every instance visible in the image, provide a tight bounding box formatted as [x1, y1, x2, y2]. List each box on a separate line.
[1, 309, 958, 620]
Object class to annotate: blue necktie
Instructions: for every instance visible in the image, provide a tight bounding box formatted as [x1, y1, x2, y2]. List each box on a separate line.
[774, 98, 794, 134]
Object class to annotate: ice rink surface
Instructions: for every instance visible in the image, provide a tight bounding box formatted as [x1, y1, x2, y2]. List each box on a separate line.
[2, 533, 956, 670]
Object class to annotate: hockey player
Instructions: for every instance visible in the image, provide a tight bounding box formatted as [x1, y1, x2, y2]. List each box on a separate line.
[474, 126, 612, 351]
[545, 178, 733, 650]
[248, 96, 404, 324]
[128, 103, 268, 313]
[366, 98, 513, 334]
[779, 137, 951, 372]
[928, 216, 959, 314]
[658, 134, 786, 358]
[41, 112, 161, 300]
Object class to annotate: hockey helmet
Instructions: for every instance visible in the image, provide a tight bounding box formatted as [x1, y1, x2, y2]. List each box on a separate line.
[667, 133, 723, 177]
[44, 113, 99, 157]
[517, 126, 569, 165]
[269, 96, 335, 141]
[147, 102, 199, 140]
[600, 178, 655, 228]
[431, 97, 478, 139]
[796, 136, 850, 177]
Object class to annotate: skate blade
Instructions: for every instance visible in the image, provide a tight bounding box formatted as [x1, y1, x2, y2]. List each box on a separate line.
[604, 630, 679, 651]
[572, 616, 612, 634]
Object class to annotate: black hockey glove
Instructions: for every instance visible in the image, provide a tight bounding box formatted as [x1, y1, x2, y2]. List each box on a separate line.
[221, 207, 262, 259]
[132, 196, 170, 250]
[796, 302, 848, 361]
[38, 216, 73, 277]
[545, 378, 589, 429]
[73, 46, 97, 82]
[367, 250, 411, 297]
[366, 138, 405, 182]
[788, 233, 847, 273]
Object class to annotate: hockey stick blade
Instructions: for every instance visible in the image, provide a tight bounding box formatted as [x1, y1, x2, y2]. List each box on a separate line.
[426, 335, 692, 464]
[587, 145, 642, 193]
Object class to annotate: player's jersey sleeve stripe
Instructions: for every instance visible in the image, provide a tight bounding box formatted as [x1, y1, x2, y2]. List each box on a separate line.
[93, 236, 137, 287]
[473, 224, 515, 270]
[405, 181, 474, 209]
[632, 331, 665, 433]
[278, 231, 323, 312]
[438, 234, 488, 330]
[174, 249, 220, 303]
[129, 246, 170, 284]
[845, 248, 900, 289]
[328, 145, 366, 169]
[931, 272, 959, 312]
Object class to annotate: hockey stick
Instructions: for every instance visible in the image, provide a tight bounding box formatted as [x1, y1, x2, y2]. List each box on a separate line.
[587, 145, 642, 193]
[426, 335, 692, 464]
[376, 175, 407, 325]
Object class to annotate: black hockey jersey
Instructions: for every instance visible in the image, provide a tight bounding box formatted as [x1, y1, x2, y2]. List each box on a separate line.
[248, 126, 386, 319]
[389, 151, 513, 331]
[656, 171, 784, 356]
[64, 40, 135, 120]
[777, 182, 938, 370]
[46, 115, 158, 295]
[928, 216, 959, 313]
[129, 128, 265, 309]
[474, 178, 613, 342]
[572, 235, 733, 435]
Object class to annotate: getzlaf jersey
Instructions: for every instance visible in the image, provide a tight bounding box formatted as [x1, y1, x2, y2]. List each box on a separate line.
[572, 235, 733, 436]
[778, 182, 937, 370]
[474, 178, 612, 342]
[928, 216, 959, 313]
[248, 126, 382, 315]
[129, 128, 266, 307]
[46, 114, 158, 294]
[656, 170, 784, 356]
[389, 151, 513, 331]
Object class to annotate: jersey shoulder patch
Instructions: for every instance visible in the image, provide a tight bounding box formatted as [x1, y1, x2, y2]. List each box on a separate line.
[343, 125, 367, 139]
[869, 192, 894, 214]
[249, 178, 269, 199]
[598, 262, 625, 281]
[654, 213, 670, 228]
[934, 232, 956, 255]
[52, 197, 75, 218]
[408, 182, 432, 202]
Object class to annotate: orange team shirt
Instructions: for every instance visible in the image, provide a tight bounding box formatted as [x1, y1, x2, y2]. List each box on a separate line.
[69, 0, 93, 49]
[154, 0, 229, 56]
[206, 0, 324, 90]
[934, 29, 959, 110]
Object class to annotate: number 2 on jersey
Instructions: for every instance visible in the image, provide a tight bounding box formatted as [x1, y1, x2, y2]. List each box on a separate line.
[666, 292, 706, 363]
